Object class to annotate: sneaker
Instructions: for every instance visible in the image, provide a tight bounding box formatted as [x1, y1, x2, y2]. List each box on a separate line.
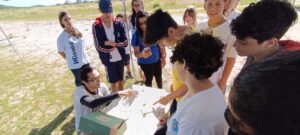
[127, 72, 134, 79]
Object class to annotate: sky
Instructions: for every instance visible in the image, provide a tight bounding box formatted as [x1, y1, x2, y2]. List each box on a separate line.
[0, 0, 85, 7]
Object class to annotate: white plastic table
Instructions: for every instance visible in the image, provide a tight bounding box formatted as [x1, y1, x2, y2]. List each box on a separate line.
[103, 85, 170, 135]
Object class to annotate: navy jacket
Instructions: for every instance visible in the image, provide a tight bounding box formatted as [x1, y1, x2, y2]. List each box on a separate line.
[92, 17, 128, 66]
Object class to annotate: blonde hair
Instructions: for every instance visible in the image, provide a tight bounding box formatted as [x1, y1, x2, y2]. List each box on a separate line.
[183, 6, 197, 26]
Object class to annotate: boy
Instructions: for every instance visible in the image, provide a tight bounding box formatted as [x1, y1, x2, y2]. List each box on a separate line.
[227, 51, 300, 135]
[92, 0, 128, 92]
[145, 9, 190, 115]
[230, 0, 299, 68]
[156, 33, 227, 135]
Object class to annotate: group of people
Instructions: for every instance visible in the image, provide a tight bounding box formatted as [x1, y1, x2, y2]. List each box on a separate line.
[56, 0, 300, 134]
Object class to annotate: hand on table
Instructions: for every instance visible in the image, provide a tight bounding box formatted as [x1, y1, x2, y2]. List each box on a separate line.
[118, 89, 137, 97]
[153, 95, 172, 105]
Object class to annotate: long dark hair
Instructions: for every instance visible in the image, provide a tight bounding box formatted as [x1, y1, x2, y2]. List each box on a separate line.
[58, 11, 82, 38]
[136, 11, 148, 39]
[130, 0, 144, 28]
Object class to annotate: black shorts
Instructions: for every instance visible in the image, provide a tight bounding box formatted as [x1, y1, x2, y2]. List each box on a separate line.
[105, 61, 124, 83]
[124, 54, 130, 65]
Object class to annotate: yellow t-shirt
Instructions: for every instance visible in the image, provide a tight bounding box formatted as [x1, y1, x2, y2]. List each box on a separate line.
[172, 66, 185, 101]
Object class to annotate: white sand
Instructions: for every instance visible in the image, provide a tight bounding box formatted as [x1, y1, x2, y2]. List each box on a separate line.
[0, 13, 299, 94]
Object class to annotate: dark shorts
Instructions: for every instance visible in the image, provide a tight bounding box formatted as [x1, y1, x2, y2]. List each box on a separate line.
[124, 54, 130, 66]
[70, 63, 90, 86]
[105, 61, 124, 83]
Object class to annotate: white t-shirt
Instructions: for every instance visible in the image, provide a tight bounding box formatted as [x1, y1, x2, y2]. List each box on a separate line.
[123, 22, 131, 55]
[103, 20, 122, 62]
[198, 20, 237, 83]
[227, 10, 240, 21]
[166, 85, 228, 135]
[74, 83, 110, 131]
[57, 31, 90, 69]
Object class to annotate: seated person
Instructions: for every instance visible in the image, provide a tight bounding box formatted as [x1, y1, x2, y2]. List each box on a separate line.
[74, 66, 136, 134]
[226, 51, 300, 135]
[155, 33, 228, 135]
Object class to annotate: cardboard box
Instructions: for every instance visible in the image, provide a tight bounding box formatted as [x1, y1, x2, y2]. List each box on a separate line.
[79, 112, 127, 135]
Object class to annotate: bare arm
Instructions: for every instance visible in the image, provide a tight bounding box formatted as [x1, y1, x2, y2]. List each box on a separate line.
[154, 84, 188, 105]
[58, 52, 66, 59]
[160, 46, 167, 68]
[218, 57, 236, 93]
[133, 46, 151, 58]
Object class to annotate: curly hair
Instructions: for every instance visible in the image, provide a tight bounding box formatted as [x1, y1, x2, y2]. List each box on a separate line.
[170, 32, 224, 80]
[230, 0, 297, 43]
[230, 51, 300, 134]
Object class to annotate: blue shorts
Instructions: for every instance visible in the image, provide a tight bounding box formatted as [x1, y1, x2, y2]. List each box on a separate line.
[105, 61, 124, 83]
[70, 63, 90, 86]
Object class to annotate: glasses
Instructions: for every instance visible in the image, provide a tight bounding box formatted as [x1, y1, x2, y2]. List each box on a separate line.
[224, 107, 254, 135]
[87, 76, 100, 83]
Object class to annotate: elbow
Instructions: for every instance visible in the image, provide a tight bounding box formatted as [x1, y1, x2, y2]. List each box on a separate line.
[85, 102, 98, 109]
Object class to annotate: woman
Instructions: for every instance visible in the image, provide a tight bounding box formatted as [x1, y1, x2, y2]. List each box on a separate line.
[130, 0, 144, 32]
[131, 11, 166, 88]
[57, 11, 90, 86]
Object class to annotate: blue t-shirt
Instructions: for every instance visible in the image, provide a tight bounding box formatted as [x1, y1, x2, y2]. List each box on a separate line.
[131, 32, 160, 64]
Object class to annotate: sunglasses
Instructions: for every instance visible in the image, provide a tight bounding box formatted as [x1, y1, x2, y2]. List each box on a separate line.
[224, 107, 253, 135]
[134, 4, 141, 7]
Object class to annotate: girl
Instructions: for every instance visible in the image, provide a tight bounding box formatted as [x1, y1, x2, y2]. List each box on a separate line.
[130, 0, 146, 82]
[57, 11, 90, 87]
[183, 6, 197, 28]
[130, 0, 144, 31]
[131, 11, 166, 88]
[198, 0, 237, 93]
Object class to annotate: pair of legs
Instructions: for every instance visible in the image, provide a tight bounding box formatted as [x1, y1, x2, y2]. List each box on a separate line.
[106, 61, 124, 92]
[111, 81, 124, 92]
[124, 54, 133, 79]
[71, 63, 90, 86]
[139, 60, 162, 88]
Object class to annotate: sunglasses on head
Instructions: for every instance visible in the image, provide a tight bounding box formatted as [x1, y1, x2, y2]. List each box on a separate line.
[224, 107, 254, 135]
[134, 4, 141, 7]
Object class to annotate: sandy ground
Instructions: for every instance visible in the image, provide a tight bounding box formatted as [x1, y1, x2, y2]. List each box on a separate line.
[0, 12, 299, 95]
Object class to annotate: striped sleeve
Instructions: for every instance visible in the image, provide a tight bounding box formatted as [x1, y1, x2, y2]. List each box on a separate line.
[92, 22, 114, 53]
[115, 22, 128, 47]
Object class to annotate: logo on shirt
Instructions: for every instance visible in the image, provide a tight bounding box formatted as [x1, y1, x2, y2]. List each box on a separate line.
[69, 41, 79, 64]
[172, 119, 179, 134]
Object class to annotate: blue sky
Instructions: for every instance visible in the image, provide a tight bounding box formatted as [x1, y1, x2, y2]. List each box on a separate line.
[0, 0, 77, 7]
